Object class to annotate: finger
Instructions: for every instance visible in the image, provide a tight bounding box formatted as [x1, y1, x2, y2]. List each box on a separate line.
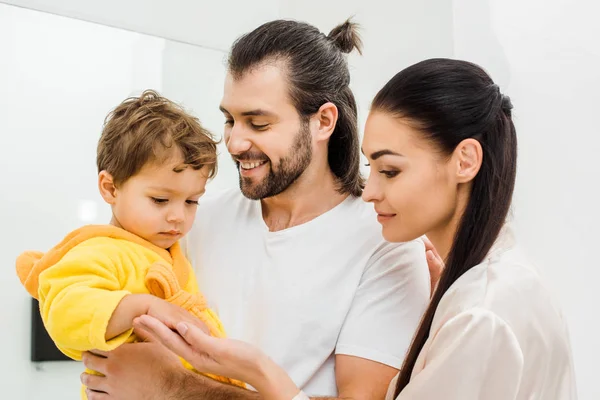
[133, 317, 159, 342]
[135, 315, 194, 359]
[426, 249, 434, 261]
[81, 372, 109, 393]
[427, 253, 442, 278]
[423, 236, 443, 262]
[133, 322, 155, 342]
[425, 252, 444, 296]
[81, 352, 108, 375]
[426, 250, 442, 267]
[422, 236, 436, 255]
[88, 349, 109, 358]
[85, 388, 110, 400]
[185, 314, 211, 335]
[176, 321, 217, 350]
[427, 250, 444, 272]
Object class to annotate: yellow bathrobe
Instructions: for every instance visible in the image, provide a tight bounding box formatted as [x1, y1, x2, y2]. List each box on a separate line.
[16, 225, 244, 398]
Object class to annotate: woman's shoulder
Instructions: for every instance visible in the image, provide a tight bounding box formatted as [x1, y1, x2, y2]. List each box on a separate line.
[432, 242, 570, 359]
[438, 247, 556, 320]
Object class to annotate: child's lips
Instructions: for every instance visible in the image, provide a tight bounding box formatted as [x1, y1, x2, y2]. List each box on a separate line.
[161, 230, 181, 236]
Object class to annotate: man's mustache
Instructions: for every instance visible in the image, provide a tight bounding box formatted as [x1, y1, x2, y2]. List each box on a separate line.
[232, 152, 270, 163]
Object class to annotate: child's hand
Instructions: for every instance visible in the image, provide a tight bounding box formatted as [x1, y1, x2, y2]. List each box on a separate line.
[145, 296, 210, 335]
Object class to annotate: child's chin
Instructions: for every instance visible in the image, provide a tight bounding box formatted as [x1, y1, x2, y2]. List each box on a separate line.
[151, 237, 178, 249]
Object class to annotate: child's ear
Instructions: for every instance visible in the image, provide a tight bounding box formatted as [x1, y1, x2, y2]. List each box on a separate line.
[98, 171, 118, 204]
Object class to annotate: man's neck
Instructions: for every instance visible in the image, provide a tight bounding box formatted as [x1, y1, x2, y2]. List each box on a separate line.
[260, 167, 349, 232]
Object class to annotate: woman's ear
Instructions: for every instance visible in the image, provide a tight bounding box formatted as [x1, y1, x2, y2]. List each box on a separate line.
[453, 138, 483, 184]
[98, 171, 118, 204]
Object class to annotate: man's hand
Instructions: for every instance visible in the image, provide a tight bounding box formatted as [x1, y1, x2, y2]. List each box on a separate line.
[82, 326, 188, 400]
[423, 236, 444, 296]
[82, 325, 260, 400]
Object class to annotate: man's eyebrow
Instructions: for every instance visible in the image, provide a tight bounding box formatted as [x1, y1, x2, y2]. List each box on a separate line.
[241, 109, 275, 117]
[219, 106, 275, 118]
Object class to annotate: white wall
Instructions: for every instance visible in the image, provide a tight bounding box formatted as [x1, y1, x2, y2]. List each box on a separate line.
[280, 0, 455, 148]
[159, 41, 240, 191]
[0, 6, 163, 398]
[453, 1, 599, 398]
[1, 0, 279, 51]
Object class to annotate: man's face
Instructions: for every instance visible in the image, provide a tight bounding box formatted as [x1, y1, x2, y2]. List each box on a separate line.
[220, 63, 313, 200]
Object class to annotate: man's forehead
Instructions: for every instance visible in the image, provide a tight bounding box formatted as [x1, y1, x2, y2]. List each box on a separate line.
[227, 62, 287, 87]
[221, 64, 292, 114]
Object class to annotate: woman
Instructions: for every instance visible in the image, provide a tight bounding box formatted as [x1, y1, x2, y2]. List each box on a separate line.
[135, 58, 577, 399]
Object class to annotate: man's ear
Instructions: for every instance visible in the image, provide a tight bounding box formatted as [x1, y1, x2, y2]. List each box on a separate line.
[312, 102, 339, 142]
[98, 171, 118, 204]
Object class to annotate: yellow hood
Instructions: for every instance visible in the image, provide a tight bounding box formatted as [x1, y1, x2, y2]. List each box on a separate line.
[16, 225, 189, 298]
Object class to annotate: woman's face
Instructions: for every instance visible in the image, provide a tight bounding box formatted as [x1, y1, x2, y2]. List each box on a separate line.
[362, 111, 462, 244]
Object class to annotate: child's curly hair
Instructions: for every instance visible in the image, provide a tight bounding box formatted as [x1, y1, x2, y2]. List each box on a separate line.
[97, 90, 218, 185]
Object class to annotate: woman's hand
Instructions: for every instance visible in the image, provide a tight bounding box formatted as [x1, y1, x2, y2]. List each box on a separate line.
[134, 315, 301, 400]
[145, 295, 210, 334]
[423, 236, 444, 296]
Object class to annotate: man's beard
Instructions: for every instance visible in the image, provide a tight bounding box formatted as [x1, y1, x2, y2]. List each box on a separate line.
[235, 122, 312, 200]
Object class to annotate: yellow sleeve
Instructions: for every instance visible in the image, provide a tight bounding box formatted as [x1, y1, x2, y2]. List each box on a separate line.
[38, 240, 133, 360]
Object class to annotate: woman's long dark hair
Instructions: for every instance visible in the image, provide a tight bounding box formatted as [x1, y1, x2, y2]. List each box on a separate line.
[371, 58, 517, 397]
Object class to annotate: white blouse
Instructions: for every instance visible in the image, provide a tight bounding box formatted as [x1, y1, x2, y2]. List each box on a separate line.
[386, 227, 577, 400]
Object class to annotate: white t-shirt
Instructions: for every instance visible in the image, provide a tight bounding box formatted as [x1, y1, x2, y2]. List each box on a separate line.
[183, 188, 430, 396]
[385, 226, 577, 400]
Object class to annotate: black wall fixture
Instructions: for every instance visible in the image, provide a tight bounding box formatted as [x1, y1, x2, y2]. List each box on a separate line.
[31, 298, 71, 362]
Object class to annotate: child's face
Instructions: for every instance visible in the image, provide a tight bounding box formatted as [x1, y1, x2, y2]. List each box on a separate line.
[100, 156, 210, 249]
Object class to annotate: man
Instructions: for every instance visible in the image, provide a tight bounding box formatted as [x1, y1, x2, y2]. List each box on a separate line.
[82, 19, 430, 400]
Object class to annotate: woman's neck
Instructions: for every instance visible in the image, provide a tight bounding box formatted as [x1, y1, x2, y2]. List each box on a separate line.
[427, 183, 471, 261]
